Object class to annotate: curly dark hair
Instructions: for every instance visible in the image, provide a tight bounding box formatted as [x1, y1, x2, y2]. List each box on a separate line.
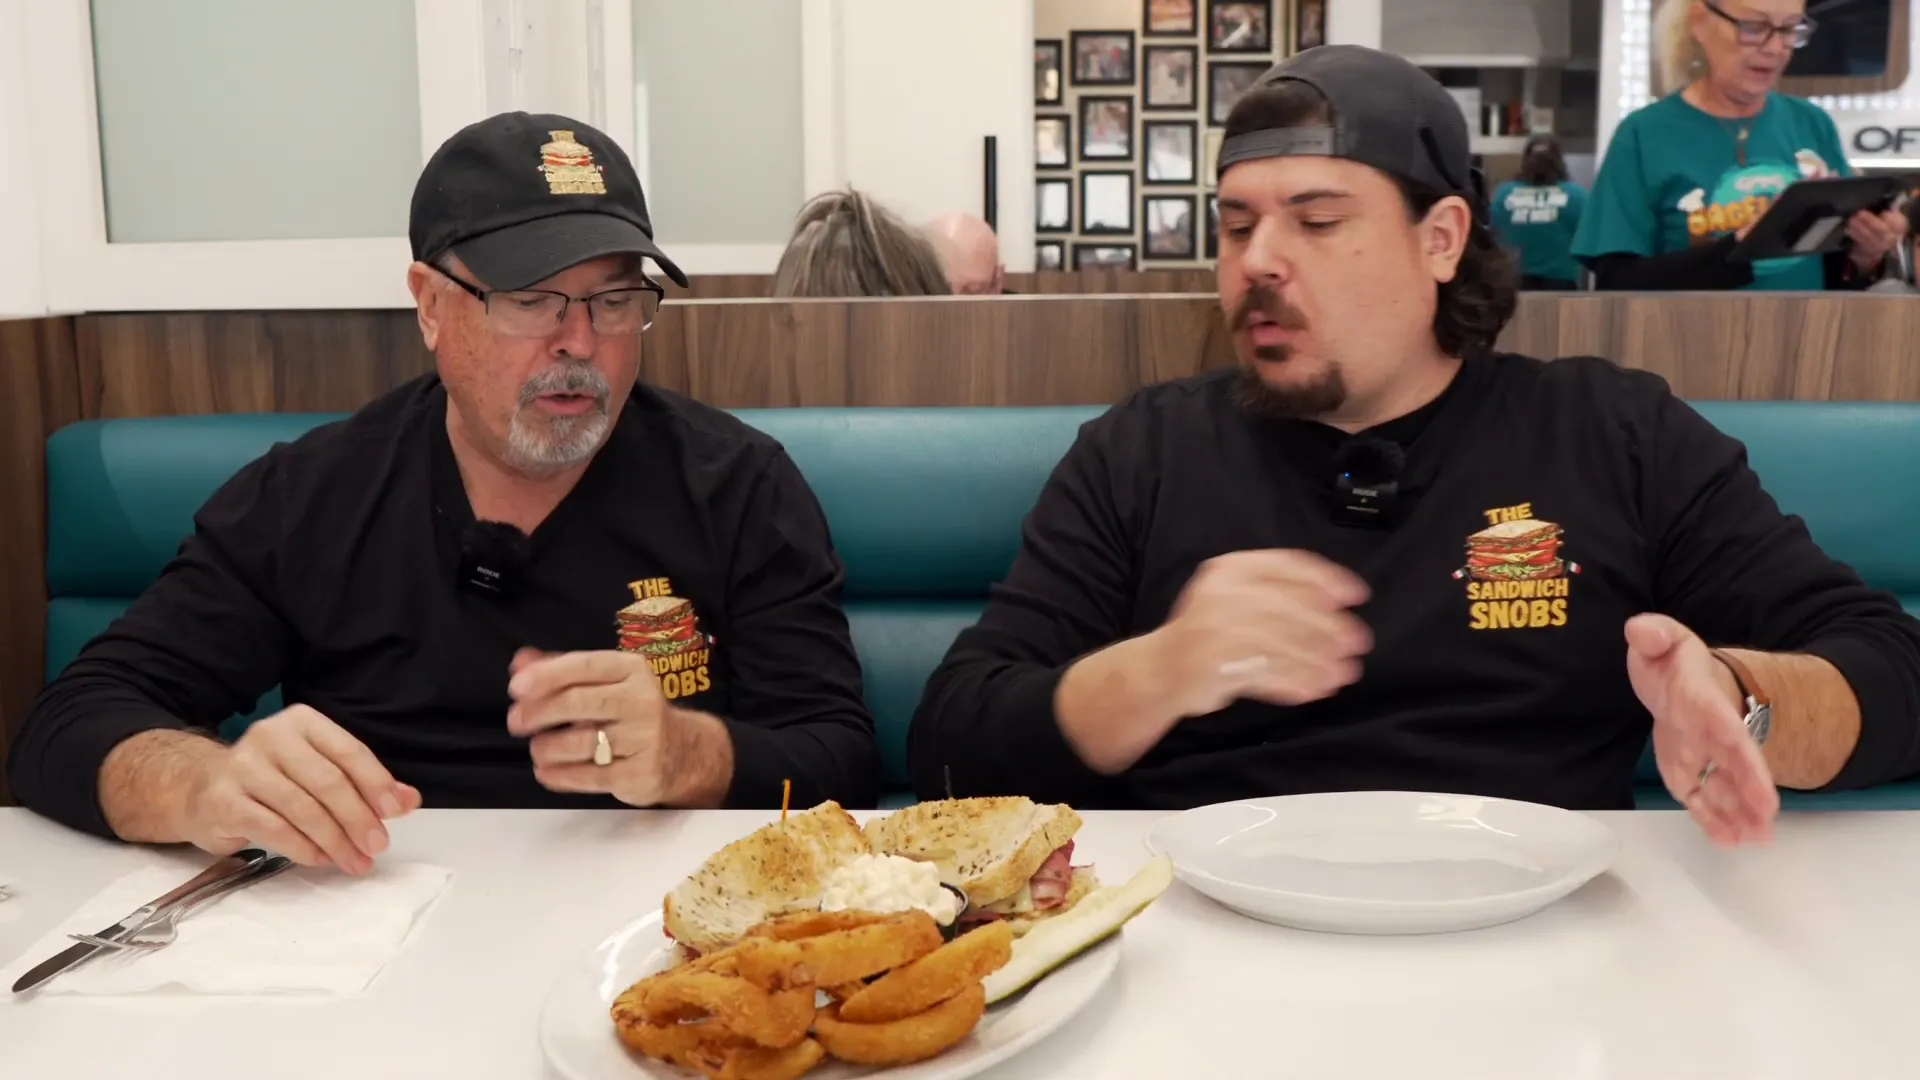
[1222, 82, 1518, 357]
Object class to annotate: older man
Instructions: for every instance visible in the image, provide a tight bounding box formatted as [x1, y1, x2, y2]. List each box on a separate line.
[908, 47, 1920, 846]
[9, 113, 879, 871]
[924, 212, 1005, 294]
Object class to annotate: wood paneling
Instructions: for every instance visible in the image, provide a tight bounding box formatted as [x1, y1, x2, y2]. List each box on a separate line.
[1005, 270, 1215, 294]
[8, 291, 1920, 801]
[681, 270, 1219, 299]
[76, 311, 432, 417]
[0, 317, 84, 803]
[681, 274, 777, 301]
[1497, 293, 1920, 401]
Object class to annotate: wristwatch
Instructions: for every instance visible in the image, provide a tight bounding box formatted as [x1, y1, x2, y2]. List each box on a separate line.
[1712, 649, 1773, 746]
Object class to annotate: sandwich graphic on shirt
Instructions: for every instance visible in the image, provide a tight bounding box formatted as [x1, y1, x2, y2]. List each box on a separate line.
[617, 595, 704, 657]
[1462, 519, 1565, 582]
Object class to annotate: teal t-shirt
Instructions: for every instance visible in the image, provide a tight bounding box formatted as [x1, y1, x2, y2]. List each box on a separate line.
[1491, 180, 1586, 282]
[1571, 92, 1852, 291]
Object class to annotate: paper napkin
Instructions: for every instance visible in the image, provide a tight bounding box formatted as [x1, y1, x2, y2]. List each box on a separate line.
[0, 860, 451, 996]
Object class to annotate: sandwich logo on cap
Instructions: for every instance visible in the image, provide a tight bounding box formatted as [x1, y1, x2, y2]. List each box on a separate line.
[617, 576, 715, 699]
[539, 129, 607, 196]
[1452, 502, 1581, 631]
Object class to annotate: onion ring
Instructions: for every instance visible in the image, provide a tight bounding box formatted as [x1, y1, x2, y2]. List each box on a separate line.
[744, 909, 896, 942]
[838, 921, 1012, 1023]
[682, 1036, 827, 1080]
[735, 911, 942, 991]
[812, 983, 987, 1066]
[640, 971, 816, 1048]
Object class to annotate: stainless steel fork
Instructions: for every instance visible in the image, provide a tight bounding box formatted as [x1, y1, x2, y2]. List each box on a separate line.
[70, 855, 294, 951]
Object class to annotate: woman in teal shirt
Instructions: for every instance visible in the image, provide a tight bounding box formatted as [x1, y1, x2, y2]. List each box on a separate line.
[1572, 0, 1909, 291]
[1491, 136, 1587, 290]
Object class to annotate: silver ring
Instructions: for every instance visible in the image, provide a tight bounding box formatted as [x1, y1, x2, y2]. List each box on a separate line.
[1696, 760, 1718, 788]
[593, 728, 613, 767]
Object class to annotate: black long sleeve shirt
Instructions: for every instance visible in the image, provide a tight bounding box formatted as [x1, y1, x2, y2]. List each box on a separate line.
[1585, 237, 1868, 291]
[909, 353, 1920, 810]
[11, 376, 879, 836]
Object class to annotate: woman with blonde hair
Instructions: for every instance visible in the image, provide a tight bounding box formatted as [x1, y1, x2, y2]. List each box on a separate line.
[772, 188, 951, 297]
[1571, 0, 1908, 290]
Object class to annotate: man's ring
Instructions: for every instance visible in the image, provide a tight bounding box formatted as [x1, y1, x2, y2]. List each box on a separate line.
[593, 728, 613, 767]
[1697, 759, 1718, 787]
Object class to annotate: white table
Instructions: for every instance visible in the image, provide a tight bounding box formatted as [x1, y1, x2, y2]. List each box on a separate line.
[3, 806, 1918, 1079]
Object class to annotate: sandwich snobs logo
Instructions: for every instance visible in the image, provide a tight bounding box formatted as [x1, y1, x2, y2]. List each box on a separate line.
[538, 130, 607, 196]
[1453, 503, 1581, 631]
[617, 577, 714, 699]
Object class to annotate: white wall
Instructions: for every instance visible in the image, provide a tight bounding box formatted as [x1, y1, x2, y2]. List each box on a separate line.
[1326, 0, 1383, 48]
[0, 0, 46, 317]
[827, 0, 1037, 271]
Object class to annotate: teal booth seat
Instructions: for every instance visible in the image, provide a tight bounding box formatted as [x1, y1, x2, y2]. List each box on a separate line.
[40, 402, 1920, 809]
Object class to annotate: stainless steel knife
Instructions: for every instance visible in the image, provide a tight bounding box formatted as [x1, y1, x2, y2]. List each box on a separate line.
[10, 847, 270, 994]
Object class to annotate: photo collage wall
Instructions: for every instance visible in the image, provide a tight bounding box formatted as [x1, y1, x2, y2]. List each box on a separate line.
[1033, 0, 1325, 272]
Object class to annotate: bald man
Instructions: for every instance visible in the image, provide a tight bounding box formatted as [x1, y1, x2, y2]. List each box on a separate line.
[924, 213, 1005, 295]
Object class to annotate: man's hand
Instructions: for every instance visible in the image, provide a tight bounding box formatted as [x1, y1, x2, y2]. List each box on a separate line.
[1056, 549, 1371, 775]
[174, 705, 421, 873]
[1847, 206, 1909, 272]
[1152, 550, 1373, 719]
[1626, 614, 1778, 847]
[507, 648, 731, 807]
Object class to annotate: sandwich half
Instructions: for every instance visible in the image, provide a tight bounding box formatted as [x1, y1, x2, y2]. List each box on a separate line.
[662, 800, 871, 954]
[863, 797, 1092, 935]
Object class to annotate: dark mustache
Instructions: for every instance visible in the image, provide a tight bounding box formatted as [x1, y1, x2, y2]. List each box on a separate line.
[1231, 284, 1309, 333]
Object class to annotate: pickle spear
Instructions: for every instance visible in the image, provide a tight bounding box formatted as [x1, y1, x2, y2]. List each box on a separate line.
[982, 853, 1173, 1005]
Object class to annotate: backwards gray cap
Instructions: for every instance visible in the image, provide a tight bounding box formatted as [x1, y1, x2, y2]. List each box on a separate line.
[1216, 45, 1480, 208]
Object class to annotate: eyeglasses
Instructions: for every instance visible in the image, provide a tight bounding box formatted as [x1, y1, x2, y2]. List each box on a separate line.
[438, 269, 666, 337]
[1703, 1, 1817, 48]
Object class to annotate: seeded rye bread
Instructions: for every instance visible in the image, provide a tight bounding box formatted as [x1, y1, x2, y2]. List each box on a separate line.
[862, 797, 1083, 908]
[662, 801, 871, 953]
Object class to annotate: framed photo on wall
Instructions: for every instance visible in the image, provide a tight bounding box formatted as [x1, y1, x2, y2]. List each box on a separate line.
[1079, 95, 1134, 160]
[1081, 171, 1134, 234]
[1209, 60, 1268, 126]
[1036, 115, 1071, 169]
[1144, 45, 1198, 110]
[1208, 0, 1273, 53]
[1035, 39, 1064, 105]
[1206, 192, 1219, 259]
[1075, 243, 1138, 271]
[1144, 0, 1198, 36]
[1071, 30, 1136, 86]
[1295, 0, 1326, 50]
[1037, 178, 1073, 233]
[1036, 240, 1066, 271]
[1145, 194, 1198, 259]
[1144, 120, 1197, 184]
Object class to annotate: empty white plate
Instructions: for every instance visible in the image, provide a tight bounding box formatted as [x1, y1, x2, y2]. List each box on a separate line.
[1144, 791, 1617, 935]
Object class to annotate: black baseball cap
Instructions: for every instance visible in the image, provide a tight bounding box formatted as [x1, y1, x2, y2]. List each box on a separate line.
[409, 111, 687, 290]
[1216, 46, 1479, 206]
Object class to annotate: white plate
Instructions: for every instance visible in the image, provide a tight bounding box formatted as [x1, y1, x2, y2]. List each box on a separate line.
[538, 910, 1121, 1080]
[1144, 791, 1617, 935]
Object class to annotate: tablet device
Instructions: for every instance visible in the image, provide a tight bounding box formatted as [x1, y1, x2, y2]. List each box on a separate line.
[1728, 175, 1907, 262]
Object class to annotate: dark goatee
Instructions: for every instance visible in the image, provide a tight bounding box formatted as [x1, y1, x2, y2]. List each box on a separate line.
[1228, 284, 1344, 418]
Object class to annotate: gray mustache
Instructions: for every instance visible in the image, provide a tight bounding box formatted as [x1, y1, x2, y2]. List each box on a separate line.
[519, 363, 610, 406]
